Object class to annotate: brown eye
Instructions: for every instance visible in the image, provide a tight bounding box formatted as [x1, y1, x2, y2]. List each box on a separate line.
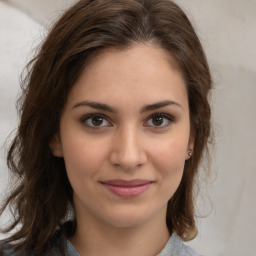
[92, 116, 104, 126]
[81, 114, 110, 128]
[145, 113, 173, 128]
[152, 115, 164, 126]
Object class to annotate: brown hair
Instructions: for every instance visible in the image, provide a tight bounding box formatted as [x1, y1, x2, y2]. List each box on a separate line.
[0, 0, 212, 254]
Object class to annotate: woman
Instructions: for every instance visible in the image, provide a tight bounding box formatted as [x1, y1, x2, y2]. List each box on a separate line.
[0, 0, 212, 255]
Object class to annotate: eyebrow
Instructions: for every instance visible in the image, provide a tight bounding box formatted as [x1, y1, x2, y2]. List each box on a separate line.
[72, 101, 117, 113]
[140, 100, 182, 113]
[72, 100, 182, 113]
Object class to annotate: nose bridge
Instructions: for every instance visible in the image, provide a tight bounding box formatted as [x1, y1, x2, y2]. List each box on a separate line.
[110, 123, 146, 170]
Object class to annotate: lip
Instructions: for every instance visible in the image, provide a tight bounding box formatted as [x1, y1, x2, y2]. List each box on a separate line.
[100, 179, 153, 198]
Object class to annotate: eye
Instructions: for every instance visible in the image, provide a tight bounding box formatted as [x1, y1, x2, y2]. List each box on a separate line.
[145, 113, 173, 128]
[81, 114, 111, 128]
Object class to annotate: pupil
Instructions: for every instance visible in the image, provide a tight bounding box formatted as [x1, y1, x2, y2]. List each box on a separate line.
[92, 116, 103, 126]
[153, 116, 163, 126]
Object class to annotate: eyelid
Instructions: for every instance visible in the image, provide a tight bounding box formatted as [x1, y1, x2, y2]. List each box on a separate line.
[80, 113, 112, 128]
[150, 112, 174, 121]
[144, 112, 174, 127]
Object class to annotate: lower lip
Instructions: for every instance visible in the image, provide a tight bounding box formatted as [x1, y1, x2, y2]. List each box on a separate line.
[102, 183, 151, 198]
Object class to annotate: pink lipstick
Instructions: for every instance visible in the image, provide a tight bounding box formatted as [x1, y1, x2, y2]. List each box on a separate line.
[100, 179, 152, 198]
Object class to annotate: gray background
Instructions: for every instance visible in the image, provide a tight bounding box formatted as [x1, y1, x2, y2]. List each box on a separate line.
[0, 1, 255, 255]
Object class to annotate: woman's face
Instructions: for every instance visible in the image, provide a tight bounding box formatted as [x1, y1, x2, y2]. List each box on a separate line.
[52, 44, 193, 229]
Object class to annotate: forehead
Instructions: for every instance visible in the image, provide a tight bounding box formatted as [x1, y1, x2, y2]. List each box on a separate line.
[84, 44, 182, 82]
[65, 44, 188, 110]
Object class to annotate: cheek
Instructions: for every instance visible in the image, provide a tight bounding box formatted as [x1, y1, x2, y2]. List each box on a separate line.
[150, 137, 187, 181]
[61, 134, 109, 178]
[153, 141, 186, 201]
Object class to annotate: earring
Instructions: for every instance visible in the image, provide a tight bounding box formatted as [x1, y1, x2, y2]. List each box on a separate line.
[188, 150, 193, 157]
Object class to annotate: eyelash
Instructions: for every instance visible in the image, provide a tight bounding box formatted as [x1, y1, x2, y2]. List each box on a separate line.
[80, 113, 111, 128]
[145, 113, 174, 128]
[80, 113, 174, 129]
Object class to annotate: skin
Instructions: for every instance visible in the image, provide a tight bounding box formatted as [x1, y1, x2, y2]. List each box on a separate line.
[51, 44, 193, 256]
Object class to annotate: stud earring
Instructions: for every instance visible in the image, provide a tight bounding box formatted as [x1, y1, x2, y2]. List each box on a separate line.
[188, 150, 193, 157]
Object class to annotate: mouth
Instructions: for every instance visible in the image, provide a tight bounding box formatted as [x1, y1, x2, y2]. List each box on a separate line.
[100, 179, 153, 198]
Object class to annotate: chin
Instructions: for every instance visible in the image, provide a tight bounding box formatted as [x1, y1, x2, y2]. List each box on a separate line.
[100, 205, 164, 229]
[105, 215, 148, 229]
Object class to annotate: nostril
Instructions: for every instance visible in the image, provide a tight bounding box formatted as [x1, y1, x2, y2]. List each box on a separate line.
[109, 149, 147, 171]
[109, 129, 147, 170]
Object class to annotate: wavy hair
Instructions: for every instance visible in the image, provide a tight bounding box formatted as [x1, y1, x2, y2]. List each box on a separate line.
[0, 0, 212, 254]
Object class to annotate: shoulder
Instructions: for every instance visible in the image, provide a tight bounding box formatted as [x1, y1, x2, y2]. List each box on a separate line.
[0, 241, 16, 256]
[0, 241, 36, 256]
[0, 236, 62, 256]
[182, 243, 203, 256]
[0, 222, 73, 256]
[158, 232, 204, 256]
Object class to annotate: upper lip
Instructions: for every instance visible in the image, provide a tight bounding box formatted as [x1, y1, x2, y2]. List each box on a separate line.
[100, 179, 153, 187]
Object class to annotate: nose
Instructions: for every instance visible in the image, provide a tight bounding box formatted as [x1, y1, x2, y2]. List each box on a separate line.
[109, 125, 147, 171]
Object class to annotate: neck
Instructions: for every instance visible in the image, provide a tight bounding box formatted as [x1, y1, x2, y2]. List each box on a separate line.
[69, 210, 170, 256]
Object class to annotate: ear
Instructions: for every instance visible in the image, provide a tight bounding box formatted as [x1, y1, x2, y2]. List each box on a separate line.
[49, 134, 63, 157]
[186, 134, 194, 160]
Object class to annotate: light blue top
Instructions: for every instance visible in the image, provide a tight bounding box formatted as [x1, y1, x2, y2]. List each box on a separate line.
[66, 232, 202, 256]
[0, 232, 202, 256]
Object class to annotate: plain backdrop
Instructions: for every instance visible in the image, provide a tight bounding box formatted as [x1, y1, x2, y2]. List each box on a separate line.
[0, 1, 255, 255]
